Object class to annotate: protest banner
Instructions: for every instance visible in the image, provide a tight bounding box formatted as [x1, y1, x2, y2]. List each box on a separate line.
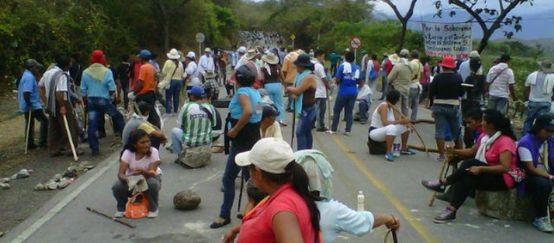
[422, 23, 472, 59]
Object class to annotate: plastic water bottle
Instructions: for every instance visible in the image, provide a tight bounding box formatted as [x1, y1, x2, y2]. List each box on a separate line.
[357, 191, 365, 211]
[393, 143, 400, 157]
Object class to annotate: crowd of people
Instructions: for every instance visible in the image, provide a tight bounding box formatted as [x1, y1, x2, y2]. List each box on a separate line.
[15, 41, 554, 240]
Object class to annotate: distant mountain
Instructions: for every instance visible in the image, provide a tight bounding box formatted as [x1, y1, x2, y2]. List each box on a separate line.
[377, 8, 554, 40]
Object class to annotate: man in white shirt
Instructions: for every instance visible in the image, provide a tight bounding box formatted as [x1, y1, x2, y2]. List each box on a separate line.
[198, 48, 215, 81]
[313, 50, 330, 132]
[486, 54, 518, 115]
[522, 60, 554, 134]
[38, 55, 80, 157]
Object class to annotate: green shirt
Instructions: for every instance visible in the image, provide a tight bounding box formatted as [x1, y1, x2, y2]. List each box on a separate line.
[180, 102, 216, 147]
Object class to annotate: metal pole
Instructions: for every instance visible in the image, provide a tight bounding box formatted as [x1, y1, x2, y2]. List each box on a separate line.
[354, 48, 357, 65]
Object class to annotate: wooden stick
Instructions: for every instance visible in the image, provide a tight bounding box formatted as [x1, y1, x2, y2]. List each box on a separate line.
[86, 207, 136, 229]
[63, 114, 79, 162]
[408, 144, 439, 154]
[25, 110, 32, 154]
[388, 102, 429, 156]
[428, 146, 454, 207]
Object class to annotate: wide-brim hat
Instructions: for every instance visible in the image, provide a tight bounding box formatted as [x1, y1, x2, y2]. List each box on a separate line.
[262, 53, 279, 65]
[294, 54, 314, 68]
[167, 48, 180, 60]
[538, 60, 554, 73]
[204, 48, 212, 53]
[439, 56, 457, 69]
[245, 49, 257, 60]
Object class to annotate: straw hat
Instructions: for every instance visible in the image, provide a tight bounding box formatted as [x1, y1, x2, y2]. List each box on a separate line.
[166, 48, 180, 60]
[539, 60, 554, 73]
[262, 52, 279, 65]
[244, 49, 257, 60]
[204, 48, 212, 53]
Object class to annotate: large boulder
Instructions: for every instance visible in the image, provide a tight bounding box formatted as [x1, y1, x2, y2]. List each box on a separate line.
[475, 189, 535, 221]
[176, 145, 211, 169]
[173, 190, 201, 211]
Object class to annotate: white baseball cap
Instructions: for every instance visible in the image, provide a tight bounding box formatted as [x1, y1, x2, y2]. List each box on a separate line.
[237, 46, 247, 54]
[235, 138, 294, 174]
[186, 51, 196, 58]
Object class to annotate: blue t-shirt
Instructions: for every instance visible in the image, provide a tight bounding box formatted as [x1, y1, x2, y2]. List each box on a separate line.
[335, 63, 360, 97]
[80, 69, 116, 99]
[229, 87, 262, 123]
[18, 70, 42, 112]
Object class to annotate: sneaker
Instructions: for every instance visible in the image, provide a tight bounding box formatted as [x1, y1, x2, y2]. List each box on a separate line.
[421, 180, 445, 193]
[400, 149, 416, 155]
[147, 210, 159, 218]
[533, 217, 554, 233]
[433, 207, 456, 224]
[326, 130, 336, 135]
[385, 152, 395, 162]
[343, 132, 351, 136]
[393, 151, 400, 157]
[114, 211, 124, 218]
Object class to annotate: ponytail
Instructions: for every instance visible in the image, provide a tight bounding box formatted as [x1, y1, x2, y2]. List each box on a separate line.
[284, 162, 321, 234]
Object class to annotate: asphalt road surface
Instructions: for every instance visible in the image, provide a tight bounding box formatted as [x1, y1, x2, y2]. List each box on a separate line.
[2, 91, 552, 243]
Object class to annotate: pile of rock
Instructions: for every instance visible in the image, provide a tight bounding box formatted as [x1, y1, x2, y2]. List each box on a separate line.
[34, 162, 95, 191]
[0, 169, 32, 190]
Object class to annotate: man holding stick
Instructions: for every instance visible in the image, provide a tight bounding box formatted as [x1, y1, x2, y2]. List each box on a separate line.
[39, 54, 81, 157]
[18, 59, 48, 150]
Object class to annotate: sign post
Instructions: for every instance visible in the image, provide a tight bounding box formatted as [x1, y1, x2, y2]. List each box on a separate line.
[290, 34, 296, 50]
[195, 32, 205, 56]
[350, 37, 362, 64]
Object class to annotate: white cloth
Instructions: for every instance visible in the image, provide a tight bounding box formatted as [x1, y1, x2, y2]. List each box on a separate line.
[39, 66, 69, 100]
[486, 63, 515, 98]
[185, 61, 201, 87]
[343, 62, 352, 74]
[357, 84, 372, 100]
[261, 121, 282, 139]
[369, 124, 407, 142]
[475, 131, 502, 164]
[525, 71, 554, 102]
[317, 199, 374, 243]
[370, 102, 395, 129]
[198, 54, 215, 75]
[314, 61, 327, 98]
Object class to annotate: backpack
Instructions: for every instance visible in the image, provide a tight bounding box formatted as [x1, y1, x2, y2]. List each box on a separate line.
[124, 193, 149, 219]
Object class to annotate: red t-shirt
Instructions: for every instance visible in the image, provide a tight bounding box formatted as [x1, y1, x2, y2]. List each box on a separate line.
[384, 59, 394, 76]
[137, 63, 156, 95]
[475, 134, 517, 188]
[238, 183, 316, 243]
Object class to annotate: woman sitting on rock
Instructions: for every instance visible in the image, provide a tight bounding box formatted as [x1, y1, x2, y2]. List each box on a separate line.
[112, 129, 162, 218]
[368, 90, 414, 162]
[518, 114, 554, 233]
[421, 109, 518, 223]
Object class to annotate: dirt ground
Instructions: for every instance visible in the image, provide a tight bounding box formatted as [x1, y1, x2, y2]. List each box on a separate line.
[0, 93, 120, 235]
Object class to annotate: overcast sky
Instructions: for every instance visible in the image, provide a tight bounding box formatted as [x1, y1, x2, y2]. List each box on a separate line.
[373, 0, 553, 17]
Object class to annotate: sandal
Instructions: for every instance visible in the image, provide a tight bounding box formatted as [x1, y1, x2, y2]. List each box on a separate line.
[210, 217, 231, 229]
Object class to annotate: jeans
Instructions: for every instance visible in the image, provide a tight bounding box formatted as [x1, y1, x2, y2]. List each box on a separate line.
[380, 76, 388, 99]
[87, 97, 125, 152]
[408, 87, 420, 121]
[315, 98, 327, 129]
[219, 145, 251, 219]
[432, 104, 461, 140]
[523, 101, 551, 135]
[165, 79, 183, 113]
[332, 95, 356, 132]
[24, 109, 48, 147]
[136, 91, 161, 129]
[121, 81, 130, 111]
[296, 106, 316, 150]
[357, 98, 370, 122]
[399, 91, 410, 117]
[112, 175, 161, 212]
[446, 159, 508, 208]
[525, 175, 553, 218]
[171, 127, 185, 155]
[488, 96, 509, 115]
[264, 83, 285, 122]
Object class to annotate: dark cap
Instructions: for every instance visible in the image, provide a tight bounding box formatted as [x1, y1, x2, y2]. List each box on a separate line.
[293, 54, 314, 68]
[25, 59, 43, 69]
[500, 54, 511, 62]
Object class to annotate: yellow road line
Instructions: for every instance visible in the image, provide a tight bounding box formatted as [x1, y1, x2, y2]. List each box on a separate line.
[327, 135, 438, 243]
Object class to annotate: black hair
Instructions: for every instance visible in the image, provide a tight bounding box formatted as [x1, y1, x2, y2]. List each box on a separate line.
[483, 109, 516, 140]
[530, 114, 553, 135]
[150, 53, 158, 59]
[345, 52, 355, 63]
[463, 109, 482, 121]
[314, 49, 325, 58]
[55, 54, 71, 69]
[137, 101, 151, 115]
[71, 52, 81, 61]
[122, 129, 151, 157]
[371, 54, 377, 60]
[262, 104, 279, 120]
[257, 161, 321, 235]
[235, 64, 256, 87]
[411, 50, 419, 59]
[386, 90, 401, 105]
[120, 54, 129, 62]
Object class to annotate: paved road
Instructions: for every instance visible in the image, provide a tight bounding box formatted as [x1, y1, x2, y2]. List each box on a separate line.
[2, 92, 553, 243]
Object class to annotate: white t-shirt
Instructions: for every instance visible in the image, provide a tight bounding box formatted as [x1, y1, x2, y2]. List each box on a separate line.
[39, 66, 69, 100]
[185, 61, 201, 87]
[121, 148, 162, 176]
[525, 71, 554, 103]
[313, 61, 327, 98]
[487, 63, 515, 98]
[198, 54, 215, 74]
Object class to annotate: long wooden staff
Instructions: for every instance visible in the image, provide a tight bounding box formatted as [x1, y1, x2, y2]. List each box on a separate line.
[63, 114, 79, 162]
[24, 110, 32, 154]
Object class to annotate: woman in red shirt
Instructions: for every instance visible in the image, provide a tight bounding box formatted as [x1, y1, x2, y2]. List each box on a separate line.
[421, 109, 518, 223]
[222, 138, 320, 243]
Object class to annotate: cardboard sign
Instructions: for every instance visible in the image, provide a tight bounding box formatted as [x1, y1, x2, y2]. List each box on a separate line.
[422, 23, 472, 59]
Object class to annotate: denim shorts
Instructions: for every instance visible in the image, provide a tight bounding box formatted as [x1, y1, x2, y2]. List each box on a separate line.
[432, 104, 461, 140]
